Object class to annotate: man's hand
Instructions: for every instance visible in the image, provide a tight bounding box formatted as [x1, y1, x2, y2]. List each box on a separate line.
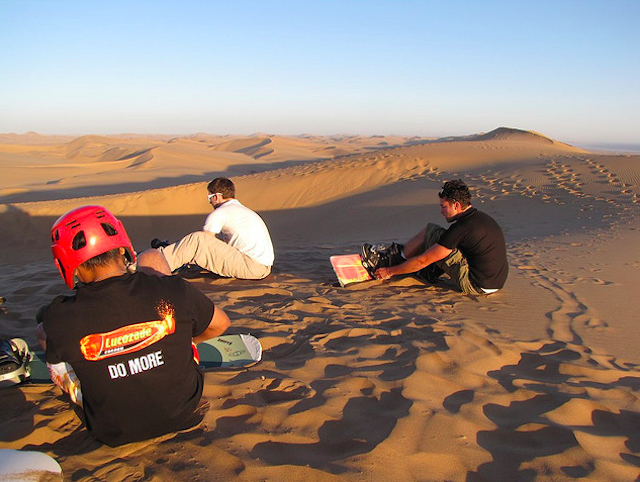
[375, 267, 393, 280]
[374, 243, 452, 281]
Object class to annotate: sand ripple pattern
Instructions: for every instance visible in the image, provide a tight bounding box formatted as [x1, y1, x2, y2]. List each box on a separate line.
[2, 249, 639, 482]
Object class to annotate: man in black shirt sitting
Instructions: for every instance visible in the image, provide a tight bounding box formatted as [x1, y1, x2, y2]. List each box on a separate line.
[362, 179, 508, 296]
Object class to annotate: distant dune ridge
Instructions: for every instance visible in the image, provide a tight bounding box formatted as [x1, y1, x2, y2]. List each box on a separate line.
[0, 132, 437, 203]
[1, 127, 640, 482]
[471, 126, 555, 143]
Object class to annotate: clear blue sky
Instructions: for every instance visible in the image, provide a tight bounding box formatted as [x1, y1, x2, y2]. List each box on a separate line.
[1, 0, 638, 144]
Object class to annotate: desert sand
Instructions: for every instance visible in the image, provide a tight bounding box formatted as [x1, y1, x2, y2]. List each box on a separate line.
[1, 127, 639, 481]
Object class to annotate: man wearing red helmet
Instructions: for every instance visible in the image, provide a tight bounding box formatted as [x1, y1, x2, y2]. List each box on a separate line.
[36, 205, 231, 446]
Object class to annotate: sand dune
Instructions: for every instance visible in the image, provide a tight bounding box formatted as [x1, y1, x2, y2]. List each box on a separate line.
[0, 133, 432, 204]
[1, 127, 639, 481]
[468, 126, 578, 147]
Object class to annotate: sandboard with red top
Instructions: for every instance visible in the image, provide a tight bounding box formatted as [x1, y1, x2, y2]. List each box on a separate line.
[25, 334, 262, 383]
[330, 253, 375, 287]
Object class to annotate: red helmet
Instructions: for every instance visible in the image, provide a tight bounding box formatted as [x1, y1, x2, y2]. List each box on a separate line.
[51, 205, 136, 288]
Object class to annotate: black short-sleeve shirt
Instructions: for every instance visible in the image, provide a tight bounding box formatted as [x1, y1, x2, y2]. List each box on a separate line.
[43, 272, 215, 446]
[438, 208, 509, 289]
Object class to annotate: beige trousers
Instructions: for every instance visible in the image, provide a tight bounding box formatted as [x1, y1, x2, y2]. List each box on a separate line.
[159, 231, 271, 280]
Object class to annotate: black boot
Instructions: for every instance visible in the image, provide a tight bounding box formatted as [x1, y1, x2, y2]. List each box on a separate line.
[151, 238, 170, 249]
[361, 242, 404, 277]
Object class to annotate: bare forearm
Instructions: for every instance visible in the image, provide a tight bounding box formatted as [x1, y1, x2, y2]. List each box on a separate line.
[375, 243, 452, 280]
[193, 307, 231, 344]
[388, 257, 428, 276]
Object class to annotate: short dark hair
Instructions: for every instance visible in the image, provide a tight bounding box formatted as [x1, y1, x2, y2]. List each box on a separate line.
[438, 179, 471, 207]
[207, 177, 235, 199]
[80, 248, 123, 270]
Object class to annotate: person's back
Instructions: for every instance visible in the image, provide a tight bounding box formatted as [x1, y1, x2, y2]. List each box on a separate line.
[43, 271, 213, 446]
[438, 208, 508, 290]
[203, 199, 274, 267]
[39, 205, 229, 446]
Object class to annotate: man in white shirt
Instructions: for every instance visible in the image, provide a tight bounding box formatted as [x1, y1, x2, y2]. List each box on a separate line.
[149, 178, 274, 280]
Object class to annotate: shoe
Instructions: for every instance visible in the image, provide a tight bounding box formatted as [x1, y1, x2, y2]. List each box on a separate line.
[360, 242, 404, 276]
[416, 264, 444, 283]
[0, 338, 32, 387]
[151, 238, 170, 249]
[361, 244, 381, 276]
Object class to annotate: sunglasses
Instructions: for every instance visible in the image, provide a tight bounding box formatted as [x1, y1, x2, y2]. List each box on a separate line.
[207, 193, 221, 201]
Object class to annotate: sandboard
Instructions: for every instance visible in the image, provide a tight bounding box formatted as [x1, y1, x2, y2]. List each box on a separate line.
[196, 334, 262, 369]
[26, 334, 262, 383]
[330, 254, 374, 287]
[0, 449, 62, 481]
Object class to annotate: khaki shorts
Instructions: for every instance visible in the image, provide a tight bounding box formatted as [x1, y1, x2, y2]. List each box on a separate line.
[423, 223, 486, 296]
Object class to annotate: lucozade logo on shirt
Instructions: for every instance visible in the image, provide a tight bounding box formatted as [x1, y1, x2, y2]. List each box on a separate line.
[79, 302, 176, 361]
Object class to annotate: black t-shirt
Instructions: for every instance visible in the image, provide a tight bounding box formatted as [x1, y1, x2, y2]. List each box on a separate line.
[438, 208, 509, 289]
[43, 272, 215, 446]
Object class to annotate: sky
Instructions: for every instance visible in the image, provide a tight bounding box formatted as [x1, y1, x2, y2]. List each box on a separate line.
[1, 0, 638, 145]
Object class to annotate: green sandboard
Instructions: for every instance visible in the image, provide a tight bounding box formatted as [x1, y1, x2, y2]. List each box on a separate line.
[197, 334, 262, 369]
